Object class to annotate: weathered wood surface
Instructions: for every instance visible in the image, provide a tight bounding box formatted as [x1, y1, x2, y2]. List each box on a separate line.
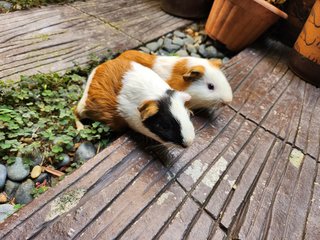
[1, 40, 320, 239]
[0, 0, 191, 81]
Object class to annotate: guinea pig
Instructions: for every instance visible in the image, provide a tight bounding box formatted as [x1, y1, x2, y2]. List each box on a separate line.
[74, 58, 195, 148]
[118, 50, 233, 110]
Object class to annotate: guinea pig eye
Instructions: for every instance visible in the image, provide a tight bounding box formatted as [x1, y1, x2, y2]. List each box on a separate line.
[207, 83, 214, 90]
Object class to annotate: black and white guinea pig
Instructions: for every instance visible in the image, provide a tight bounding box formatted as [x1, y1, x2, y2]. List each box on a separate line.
[118, 50, 233, 110]
[74, 58, 195, 148]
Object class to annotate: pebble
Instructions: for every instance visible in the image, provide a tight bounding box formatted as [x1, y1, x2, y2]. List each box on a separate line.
[198, 44, 207, 57]
[223, 57, 230, 63]
[173, 30, 186, 38]
[176, 50, 189, 57]
[163, 38, 180, 52]
[54, 154, 71, 169]
[191, 53, 201, 58]
[166, 33, 173, 38]
[183, 35, 194, 45]
[172, 37, 184, 46]
[15, 179, 34, 204]
[158, 49, 170, 56]
[34, 173, 50, 184]
[31, 155, 42, 167]
[74, 142, 96, 162]
[4, 180, 20, 199]
[186, 44, 197, 54]
[0, 204, 15, 222]
[205, 46, 218, 58]
[30, 165, 42, 179]
[7, 157, 30, 182]
[190, 23, 200, 32]
[146, 42, 159, 52]
[157, 38, 164, 47]
[139, 47, 150, 53]
[0, 1, 12, 12]
[0, 193, 8, 203]
[0, 164, 7, 190]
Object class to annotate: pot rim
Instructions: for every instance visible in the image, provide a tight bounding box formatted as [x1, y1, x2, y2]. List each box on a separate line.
[254, 0, 288, 19]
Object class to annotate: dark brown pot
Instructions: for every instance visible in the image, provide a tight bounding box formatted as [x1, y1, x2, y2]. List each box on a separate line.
[288, 0, 320, 87]
[161, 0, 214, 19]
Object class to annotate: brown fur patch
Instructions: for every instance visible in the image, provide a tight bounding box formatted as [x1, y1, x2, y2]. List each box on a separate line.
[166, 59, 191, 91]
[118, 50, 156, 69]
[183, 65, 205, 81]
[138, 100, 159, 121]
[209, 59, 223, 68]
[79, 58, 132, 130]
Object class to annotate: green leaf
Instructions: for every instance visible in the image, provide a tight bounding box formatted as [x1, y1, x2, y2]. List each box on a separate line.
[52, 145, 63, 153]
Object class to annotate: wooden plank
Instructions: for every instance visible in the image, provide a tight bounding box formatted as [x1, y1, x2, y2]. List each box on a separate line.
[186, 211, 214, 240]
[189, 119, 258, 204]
[304, 163, 320, 240]
[205, 128, 274, 220]
[0, 5, 139, 81]
[71, 0, 192, 43]
[32, 150, 152, 239]
[157, 197, 199, 240]
[0, 136, 131, 238]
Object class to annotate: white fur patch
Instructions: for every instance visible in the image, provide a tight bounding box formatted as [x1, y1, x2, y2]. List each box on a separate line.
[117, 62, 169, 143]
[153, 56, 179, 80]
[76, 67, 97, 117]
[170, 92, 195, 146]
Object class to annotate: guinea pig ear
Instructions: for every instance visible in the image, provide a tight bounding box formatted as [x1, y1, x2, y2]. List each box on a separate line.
[183, 65, 205, 82]
[177, 91, 191, 103]
[209, 59, 223, 68]
[138, 100, 159, 121]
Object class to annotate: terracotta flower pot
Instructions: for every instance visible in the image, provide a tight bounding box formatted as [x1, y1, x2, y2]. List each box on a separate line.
[288, 0, 320, 87]
[205, 0, 288, 51]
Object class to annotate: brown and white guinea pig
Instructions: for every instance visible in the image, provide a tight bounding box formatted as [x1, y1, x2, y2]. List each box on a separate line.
[118, 50, 233, 110]
[74, 58, 195, 148]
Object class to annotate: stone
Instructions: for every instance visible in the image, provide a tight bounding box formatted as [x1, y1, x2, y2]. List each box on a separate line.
[198, 44, 207, 57]
[172, 37, 184, 46]
[183, 36, 194, 45]
[163, 38, 180, 52]
[15, 179, 34, 204]
[205, 46, 218, 58]
[74, 142, 96, 162]
[176, 50, 189, 57]
[158, 49, 170, 56]
[173, 30, 186, 38]
[0, 1, 12, 12]
[0, 193, 8, 203]
[139, 47, 150, 53]
[191, 53, 201, 58]
[222, 57, 230, 64]
[146, 42, 159, 52]
[0, 204, 15, 222]
[30, 165, 42, 179]
[54, 154, 71, 169]
[31, 154, 42, 167]
[166, 33, 173, 38]
[157, 38, 164, 47]
[4, 180, 20, 199]
[190, 23, 200, 32]
[186, 44, 197, 54]
[34, 173, 50, 185]
[0, 164, 7, 190]
[7, 157, 30, 181]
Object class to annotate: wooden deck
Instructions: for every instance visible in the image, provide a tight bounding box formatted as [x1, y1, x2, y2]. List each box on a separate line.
[1, 39, 319, 239]
[0, 0, 191, 81]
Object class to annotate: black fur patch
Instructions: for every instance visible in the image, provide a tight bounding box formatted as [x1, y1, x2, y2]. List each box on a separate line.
[142, 90, 184, 146]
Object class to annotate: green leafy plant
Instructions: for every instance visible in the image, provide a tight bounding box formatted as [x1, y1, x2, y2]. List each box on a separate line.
[0, 54, 114, 167]
[31, 186, 49, 198]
